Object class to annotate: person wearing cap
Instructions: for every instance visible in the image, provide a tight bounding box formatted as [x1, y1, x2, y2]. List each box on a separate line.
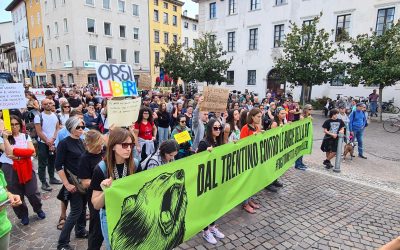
[349, 103, 368, 159]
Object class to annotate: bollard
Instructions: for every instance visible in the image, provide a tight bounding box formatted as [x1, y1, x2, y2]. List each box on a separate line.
[333, 132, 345, 173]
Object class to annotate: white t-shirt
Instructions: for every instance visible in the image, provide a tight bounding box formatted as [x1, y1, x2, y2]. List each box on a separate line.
[34, 112, 59, 142]
[0, 133, 32, 164]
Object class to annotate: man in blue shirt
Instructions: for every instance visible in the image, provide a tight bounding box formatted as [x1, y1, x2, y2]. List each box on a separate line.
[349, 103, 368, 159]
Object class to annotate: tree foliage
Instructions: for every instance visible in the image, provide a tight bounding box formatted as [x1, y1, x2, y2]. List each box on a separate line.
[274, 14, 346, 104]
[156, 42, 190, 85]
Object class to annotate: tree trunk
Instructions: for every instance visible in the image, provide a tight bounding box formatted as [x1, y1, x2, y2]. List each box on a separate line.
[301, 83, 306, 107]
[379, 84, 383, 123]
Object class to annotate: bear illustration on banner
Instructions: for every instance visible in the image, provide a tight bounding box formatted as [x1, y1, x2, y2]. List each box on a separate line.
[95, 63, 138, 97]
[111, 170, 188, 250]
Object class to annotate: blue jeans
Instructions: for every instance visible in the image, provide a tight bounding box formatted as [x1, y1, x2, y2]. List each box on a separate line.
[158, 127, 169, 144]
[295, 156, 304, 167]
[353, 128, 364, 156]
[370, 101, 377, 116]
[100, 209, 111, 250]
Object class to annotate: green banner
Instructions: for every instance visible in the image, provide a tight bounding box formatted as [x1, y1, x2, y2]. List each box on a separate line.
[105, 118, 313, 250]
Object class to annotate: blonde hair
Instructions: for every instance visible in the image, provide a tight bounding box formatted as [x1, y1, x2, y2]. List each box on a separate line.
[85, 130, 104, 153]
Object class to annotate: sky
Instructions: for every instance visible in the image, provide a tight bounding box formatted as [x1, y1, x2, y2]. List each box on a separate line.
[0, 0, 198, 23]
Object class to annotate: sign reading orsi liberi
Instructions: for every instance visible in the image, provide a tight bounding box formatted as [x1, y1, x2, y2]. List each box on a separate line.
[105, 118, 313, 250]
[95, 63, 138, 97]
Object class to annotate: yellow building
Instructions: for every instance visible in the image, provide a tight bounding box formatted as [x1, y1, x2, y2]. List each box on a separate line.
[149, 0, 184, 86]
[26, 0, 47, 87]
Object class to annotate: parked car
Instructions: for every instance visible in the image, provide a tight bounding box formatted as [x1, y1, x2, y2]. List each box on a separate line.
[0, 72, 16, 83]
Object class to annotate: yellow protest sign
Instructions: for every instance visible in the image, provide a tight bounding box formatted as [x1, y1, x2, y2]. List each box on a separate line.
[173, 130, 191, 144]
[2, 109, 11, 131]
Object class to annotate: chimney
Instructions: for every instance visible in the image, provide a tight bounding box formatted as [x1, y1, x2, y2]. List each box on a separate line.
[183, 10, 188, 16]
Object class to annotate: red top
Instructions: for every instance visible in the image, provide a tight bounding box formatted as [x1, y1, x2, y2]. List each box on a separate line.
[240, 124, 260, 139]
[134, 121, 154, 140]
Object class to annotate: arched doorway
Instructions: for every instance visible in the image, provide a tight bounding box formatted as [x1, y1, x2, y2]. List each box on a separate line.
[267, 69, 285, 98]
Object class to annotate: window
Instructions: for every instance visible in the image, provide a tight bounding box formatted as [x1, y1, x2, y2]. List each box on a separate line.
[229, 0, 236, 15]
[49, 49, 53, 62]
[53, 0, 57, 8]
[173, 15, 177, 26]
[209, 3, 216, 19]
[163, 13, 169, 24]
[103, 0, 110, 9]
[44, 1, 48, 13]
[274, 24, 284, 47]
[227, 71, 234, 85]
[89, 45, 97, 60]
[302, 20, 312, 43]
[118, 0, 125, 12]
[120, 49, 127, 62]
[163, 2, 168, 9]
[184, 37, 189, 48]
[248, 70, 256, 85]
[155, 51, 160, 64]
[376, 7, 395, 36]
[38, 36, 43, 47]
[119, 25, 126, 38]
[173, 5, 177, 11]
[32, 38, 37, 49]
[104, 22, 112, 35]
[154, 30, 160, 43]
[335, 14, 351, 42]
[46, 25, 50, 37]
[164, 32, 169, 44]
[65, 45, 70, 60]
[85, 0, 94, 6]
[31, 15, 34, 27]
[57, 47, 61, 61]
[134, 51, 140, 63]
[250, 0, 260, 10]
[132, 4, 139, 16]
[61, 0, 65, 5]
[133, 27, 139, 39]
[54, 22, 59, 35]
[193, 24, 197, 31]
[154, 10, 159, 22]
[173, 34, 178, 44]
[275, 0, 287, 5]
[184, 22, 189, 29]
[210, 34, 216, 42]
[87, 18, 95, 33]
[249, 28, 258, 50]
[154, 0, 158, 6]
[106, 47, 113, 61]
[63, 18, 68, 32]
[227, 31, 235, 52]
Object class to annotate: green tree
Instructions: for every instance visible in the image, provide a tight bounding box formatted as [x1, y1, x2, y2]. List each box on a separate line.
[275, 15, 346, 105]
[346, 21, 400, 121]
[157, 42, 190, 86]
[189, 33, 233, 85]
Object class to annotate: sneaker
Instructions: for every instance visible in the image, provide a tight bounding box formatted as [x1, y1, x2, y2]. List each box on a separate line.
[323, 160, 333, 169]
[21, 217, 29, 225]
[210, 226, 225, 239]
[295, 165, 307, 170]
[265, 185, 278, 192]
[49, 178, 63, 185]
[203, 230, 217, 244]
[41, 183, 53, 192]
[57, 245, 73, 250]
[273, 180, 283, 187]
[359, 155, 367, 159]
[37, 211, 46, 220]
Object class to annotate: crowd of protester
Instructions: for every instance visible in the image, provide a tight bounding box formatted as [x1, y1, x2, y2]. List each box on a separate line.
[0, 84, 325, 249]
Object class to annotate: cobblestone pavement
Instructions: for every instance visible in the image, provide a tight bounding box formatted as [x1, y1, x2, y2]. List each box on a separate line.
[7, 114, 400, 250]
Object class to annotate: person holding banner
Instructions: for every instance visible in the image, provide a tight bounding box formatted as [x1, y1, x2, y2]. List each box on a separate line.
[223, 109, 241, 144]
[240, 108, 262, 214]
[91, 127, 137, 250]
[134, 107, 157, 162]
[197, 118, 226, 245]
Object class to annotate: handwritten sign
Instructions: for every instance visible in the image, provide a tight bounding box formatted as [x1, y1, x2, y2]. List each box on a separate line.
[107, 98, 141, 127]
[0, 83, 26, 110]
[173, 130, 191, 144]
[139, 74, 152, 90]
[199, 86, 229, 113]
[95, 63, 138, 97]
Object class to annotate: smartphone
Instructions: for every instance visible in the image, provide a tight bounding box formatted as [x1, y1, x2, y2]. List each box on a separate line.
[0, 199, 10, 207]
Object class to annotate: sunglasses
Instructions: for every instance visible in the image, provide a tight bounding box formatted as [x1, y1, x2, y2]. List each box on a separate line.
[213, 126, 222, 131]
[120, 143, 134, 149]
[11, 123, 20, 127]
[76, 125, 86, 130]
[180, 121, 186, 123]
[64, 106, 70, 108]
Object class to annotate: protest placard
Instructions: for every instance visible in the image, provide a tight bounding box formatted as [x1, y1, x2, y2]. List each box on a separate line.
[0, 83, 26, 110]
[139, 74, 152, 90]
[199, 86, 230, 113]
[173, 130, 191, 144]
[95, 63, 138, 97]
[107, 98, 141, 127]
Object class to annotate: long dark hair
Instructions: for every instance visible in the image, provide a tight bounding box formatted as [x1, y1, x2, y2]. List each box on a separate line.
[203, 118, 224, 147]
[8, 115, 23, 145]
[226, 109, 239, 135]
[239, 109, 248, 130]
[137, 107, 153, 124]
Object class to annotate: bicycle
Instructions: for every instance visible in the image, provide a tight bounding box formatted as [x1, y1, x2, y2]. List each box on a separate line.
[382, 98, 400, 114]
[383, 116, 400, 133]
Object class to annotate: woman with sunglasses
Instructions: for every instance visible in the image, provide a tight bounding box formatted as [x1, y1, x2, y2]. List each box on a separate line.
[240, 108, 262, 214]
[197, 118, 225, 245]
[224, 109, 241, 144]
[55, 117, 88, 250]
[59, 102, 71, 126]
[171, 115, 193, 159]
[91, 127, 136, 250]
[0, 115, 44, 226]
[77, 130, 105, 250]
[134, 107, 157, 162]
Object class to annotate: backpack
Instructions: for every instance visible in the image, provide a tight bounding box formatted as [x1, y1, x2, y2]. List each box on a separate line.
[137, 152, 158, 172]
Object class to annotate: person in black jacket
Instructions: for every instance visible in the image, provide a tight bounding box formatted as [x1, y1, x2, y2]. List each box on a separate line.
[157, 103, 171, 144]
